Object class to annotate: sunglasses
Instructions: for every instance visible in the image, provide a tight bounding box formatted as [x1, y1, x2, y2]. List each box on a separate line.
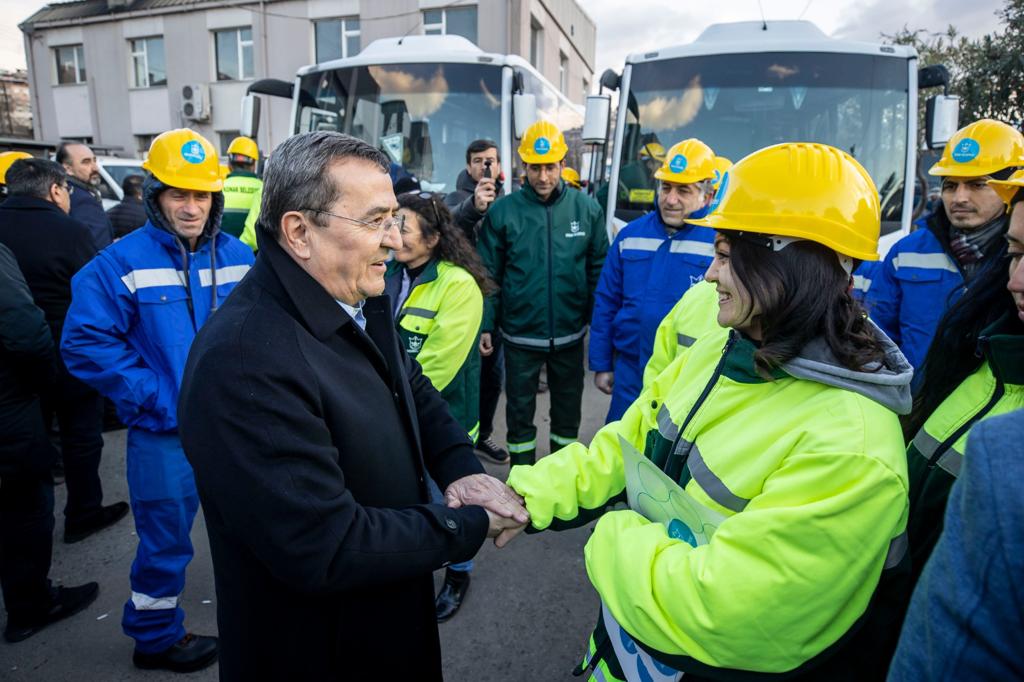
[406, 191, 442, 230]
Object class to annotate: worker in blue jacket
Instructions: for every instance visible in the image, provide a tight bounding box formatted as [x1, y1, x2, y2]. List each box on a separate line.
[589, 139, 716, 422]
[866, 119, 1023, 371]
[61, 129, 254, 674]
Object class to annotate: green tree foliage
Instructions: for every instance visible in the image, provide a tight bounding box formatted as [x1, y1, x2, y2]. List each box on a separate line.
[883, 0, 1023, 127]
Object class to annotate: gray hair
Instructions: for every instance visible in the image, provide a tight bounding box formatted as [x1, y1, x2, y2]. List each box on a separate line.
[258, 131, 390, 240]
[6, 158, 68, 200]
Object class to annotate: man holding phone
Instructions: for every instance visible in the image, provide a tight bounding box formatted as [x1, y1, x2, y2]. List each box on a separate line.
[444, 140, 509, 464]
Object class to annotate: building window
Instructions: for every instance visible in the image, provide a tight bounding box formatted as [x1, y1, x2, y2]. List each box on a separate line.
[54, 44, 86, 85]
[529, 19, 543, 70]
[559, 52, 568, 94]
[136, 134, 156, 157]
[583, 78, 589, 95]
[314, 17, 360, 63]
[423, 7, 478, 44]
[130, 37, 166, 88]
[215, 27, 254, 81]
[218, 131, 241, 155]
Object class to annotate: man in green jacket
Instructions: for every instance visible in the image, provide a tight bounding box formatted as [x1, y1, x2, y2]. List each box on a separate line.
[221, 136, 262, 239]
[478, 120, 608, 465]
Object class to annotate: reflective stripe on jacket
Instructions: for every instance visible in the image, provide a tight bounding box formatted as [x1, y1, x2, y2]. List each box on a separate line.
[641, 279, 726, 390]
[385, 259, 483, 441]
[221, 172, 262, 239]
[478, 182, 607, 349]
[589, 210, 714, 375]
[60, 223, 254, 432]
[508, 328, 911, 676]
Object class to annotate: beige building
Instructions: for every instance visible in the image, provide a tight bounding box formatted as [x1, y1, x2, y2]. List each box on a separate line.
[20, 0, 596, 157]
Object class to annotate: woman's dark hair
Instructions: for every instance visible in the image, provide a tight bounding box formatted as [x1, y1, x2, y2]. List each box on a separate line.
[397, 192, 496, 296]
[904, 196, 1023, 439]
[724, 233, 887, 377]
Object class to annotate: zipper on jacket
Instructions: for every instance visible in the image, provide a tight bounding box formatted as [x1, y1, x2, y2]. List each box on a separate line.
[663, 331, 737, 480]
[546, 204, 555, 350]
[927, 336, 1005, 469]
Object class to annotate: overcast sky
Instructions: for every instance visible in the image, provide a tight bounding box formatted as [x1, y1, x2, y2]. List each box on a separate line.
[1, 0, 1004, 74]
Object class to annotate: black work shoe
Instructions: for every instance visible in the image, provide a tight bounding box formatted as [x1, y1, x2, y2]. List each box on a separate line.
[4, 582, 99, 643]
[64, 501, 130, 544]
[435, 569, 470, 623]
[133, 633, 219, 673]
[474, 436, 510, 464]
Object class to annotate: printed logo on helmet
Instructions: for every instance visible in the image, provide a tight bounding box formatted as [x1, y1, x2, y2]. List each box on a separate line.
[533, 137, 551, 155]
[951, 138, 981, 164]
[180, 141, 206, 165]
[708, 171, 729, 213]
[669, 154, 688, 174]
[712, 169, 722, 185]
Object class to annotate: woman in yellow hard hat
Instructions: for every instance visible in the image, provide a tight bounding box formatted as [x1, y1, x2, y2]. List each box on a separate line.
[506, 142, 914, 680]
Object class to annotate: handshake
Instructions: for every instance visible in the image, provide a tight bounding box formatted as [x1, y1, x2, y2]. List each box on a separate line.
[445, 474, 529, 548]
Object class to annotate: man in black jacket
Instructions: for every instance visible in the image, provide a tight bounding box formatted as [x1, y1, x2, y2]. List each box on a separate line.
[0, 159, 127, 544]
[178, 131, 527, 681]
[0, 242, 99, 643]
[106, 174, 147, 239]
[57, 142, 114, 250]
[443, 139, 509, 464]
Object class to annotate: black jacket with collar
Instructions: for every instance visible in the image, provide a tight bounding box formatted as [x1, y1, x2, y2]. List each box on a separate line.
[178, 230, 489, 681]
[68, 176, 113, 250]
[443, 168, 504, 244]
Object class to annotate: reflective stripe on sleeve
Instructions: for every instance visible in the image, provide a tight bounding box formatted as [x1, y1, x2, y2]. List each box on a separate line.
[687, 443, 749, 513]
[669, 240, 714, 257]
[676, 333, 696, 348]
[892, 252, 958, 273]
[199, 264, 250, 287]
[120, 268, 185, 293]
[401, 306, 437, 320]
[884, 531, 908, 569]
[619, 237, 663, 253]
[656, 404, 678, 441]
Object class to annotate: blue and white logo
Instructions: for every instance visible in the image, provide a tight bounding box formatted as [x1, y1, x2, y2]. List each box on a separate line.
[668, 154, 688, 173]
[951, 138, 980, 164]
[180, 141, 206, 165]
[667, 519, 697, 547]
[708, 171, 729, 213]
[533, 137, 551, 155]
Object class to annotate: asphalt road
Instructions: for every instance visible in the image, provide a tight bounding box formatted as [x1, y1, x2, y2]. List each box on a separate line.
[1, 368, 613, 681]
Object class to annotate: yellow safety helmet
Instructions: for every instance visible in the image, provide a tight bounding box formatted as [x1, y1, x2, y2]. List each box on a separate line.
[929, 119, 1024, 178]
[142, 128, 223, 192]
[226, 135, 259, 162]
[561, 167, 581, 188]
[711, 156, 733, 192]
[654, 139, 716, 185]
[518, 120, 568, 164]
[0, 151, 32, 184]
[688, 142, 881, 262]
[988, 168, 1024, 207]
[639, 142, 666, 162]
[218, 164, 230, 181]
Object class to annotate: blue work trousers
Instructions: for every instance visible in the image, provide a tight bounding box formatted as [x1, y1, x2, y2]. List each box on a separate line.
[605, 353, 642, 424]
[121, 428, 199, 654]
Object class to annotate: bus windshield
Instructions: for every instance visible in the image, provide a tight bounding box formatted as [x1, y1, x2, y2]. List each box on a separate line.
[296, 62, 503, 191]
[616, 52, 909, 233]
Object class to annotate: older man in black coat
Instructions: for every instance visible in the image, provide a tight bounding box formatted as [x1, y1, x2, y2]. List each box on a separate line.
[178, 132, 526, 681]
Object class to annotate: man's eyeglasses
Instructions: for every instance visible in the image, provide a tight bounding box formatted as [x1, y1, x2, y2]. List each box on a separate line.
[301, 208, 405, 237]
[59, 182, 74, 195]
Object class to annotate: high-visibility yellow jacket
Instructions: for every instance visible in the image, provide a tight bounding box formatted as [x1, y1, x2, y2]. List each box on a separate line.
[509, 325, 913, 678]
[641, 279, 726, 390]
[385, 259, 483, 441]
[221, 171, 262, 239]
[239, 183, 262, 252]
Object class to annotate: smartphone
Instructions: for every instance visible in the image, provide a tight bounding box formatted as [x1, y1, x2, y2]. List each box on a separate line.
[483, 159, 492, 179]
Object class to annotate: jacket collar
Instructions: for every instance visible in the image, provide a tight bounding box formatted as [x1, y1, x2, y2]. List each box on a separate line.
[0, 195, 66, 216]
[979, 313, 1024, 385]
[68, 176, 100, 199]
[227, 170, 259, 179]
[521, 180, 565, 206]
[455, 169, 476, 194]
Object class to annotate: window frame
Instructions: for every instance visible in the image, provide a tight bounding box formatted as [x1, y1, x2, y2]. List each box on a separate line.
[422, 6, 477, 43]
[54, 44, 86, 85]
[129, 36, 166, 89]
[529, 19, 543, 70]
[559, 51, 568, 94]
[214, 27, 254, 82]
[313, 16, 361, 63]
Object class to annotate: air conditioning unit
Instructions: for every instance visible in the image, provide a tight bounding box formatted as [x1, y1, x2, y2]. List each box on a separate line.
[181, 83, 210, 122]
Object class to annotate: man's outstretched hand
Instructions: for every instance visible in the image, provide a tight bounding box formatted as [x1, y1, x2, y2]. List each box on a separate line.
[446, 474, 529, 546]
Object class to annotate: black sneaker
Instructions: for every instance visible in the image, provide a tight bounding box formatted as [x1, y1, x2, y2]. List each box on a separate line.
[474, 436, 510, 464]
[64, 501, 130, 544]
[133, 633, 219, 673]
[4, 582, 99, 643]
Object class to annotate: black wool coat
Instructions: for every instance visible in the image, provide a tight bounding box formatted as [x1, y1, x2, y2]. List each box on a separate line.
[178, 231, 489, 681]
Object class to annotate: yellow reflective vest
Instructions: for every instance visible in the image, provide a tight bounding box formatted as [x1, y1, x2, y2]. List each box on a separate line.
[385, 259, 483, 441]
[221, 171, 262, 239]
[509, 326, 913, 678]
[641, 279, 726, 390]
[239, 183, 262, 252]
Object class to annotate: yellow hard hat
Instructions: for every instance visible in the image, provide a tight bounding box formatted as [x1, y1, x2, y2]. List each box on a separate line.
[142, 128, 223, 192]
[639, 142, 666, 162]
[0, 151, 32, 184]
[226, 135, 259, 162]
[711, 156, 733, 192]
[219, 164, 230, 181]
[929, 119, 1024, 178]
[653, 139, 716, 185]
[988, 168, 1024, 207]
[688, 142, 881, 262]
[518, 120, 568, 164]
[561, 167, 581, 188]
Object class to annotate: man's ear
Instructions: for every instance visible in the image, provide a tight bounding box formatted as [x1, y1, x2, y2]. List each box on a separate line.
[280, 211, 313, 260]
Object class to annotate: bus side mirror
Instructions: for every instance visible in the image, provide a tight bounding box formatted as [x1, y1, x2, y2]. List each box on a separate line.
[925, 95, 959, 150]
[240, 94, 262, 140]
[582, 95, 611, 145]
[513, 93, 537, 138]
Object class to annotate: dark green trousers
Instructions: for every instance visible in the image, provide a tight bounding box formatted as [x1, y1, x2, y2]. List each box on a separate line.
[503, 341, 584, 465]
